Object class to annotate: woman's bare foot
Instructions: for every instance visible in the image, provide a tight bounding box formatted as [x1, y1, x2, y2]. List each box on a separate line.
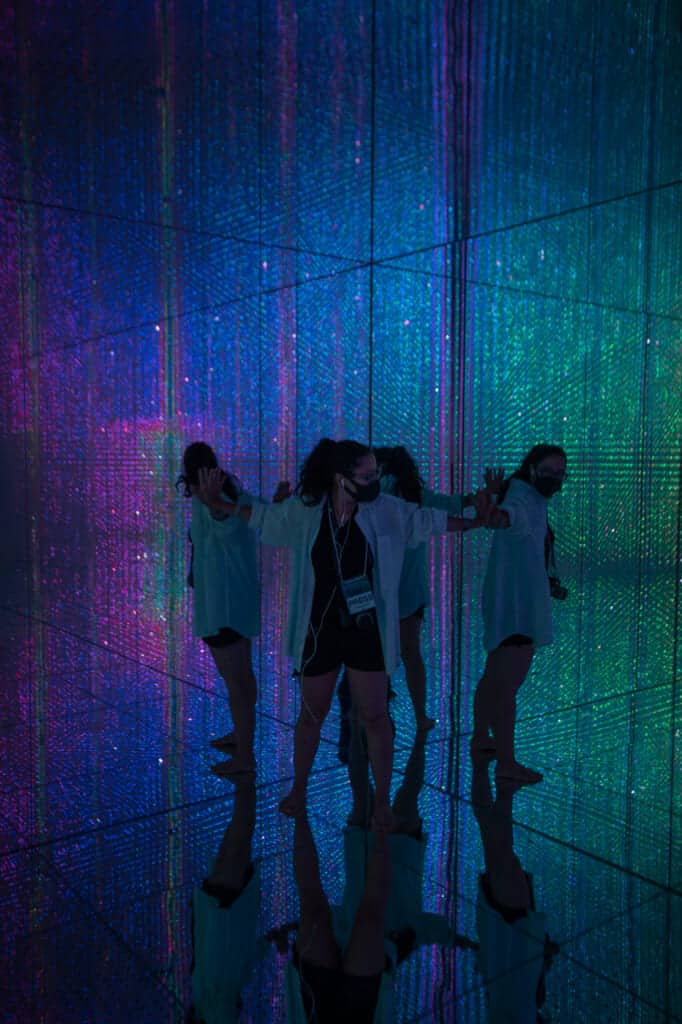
[210, 731, 237, 751]
[390, 812, 422, 836]
[278, 789, 307, 818]
[204, 863, 252, 895]
[347, 790, 374, 827]
[495, 760, 543, 785]
[210, 758, 256, 778]
[416, 714, 436, 732]
[466, 741, 493, 765]
[470, 734, 496, 757]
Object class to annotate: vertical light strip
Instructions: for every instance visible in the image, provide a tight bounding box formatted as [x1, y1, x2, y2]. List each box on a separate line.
[156, 0, 183, 991]
[367, 0, 377, 444]
[16, 0, 47, 1016]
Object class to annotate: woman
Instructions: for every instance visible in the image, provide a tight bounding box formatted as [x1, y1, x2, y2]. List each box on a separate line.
[179, 442, 287, 777]
[196, 438, 485, 832]
[373, 445, 484, 731]
[190, 773, 259, 1024]
[285, 812, 394, 1024]
[472, 444, 568, 785]
[471, 761, 557, 1023]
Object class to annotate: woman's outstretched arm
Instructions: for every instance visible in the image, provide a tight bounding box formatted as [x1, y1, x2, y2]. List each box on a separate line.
[446, 514, 484, 533]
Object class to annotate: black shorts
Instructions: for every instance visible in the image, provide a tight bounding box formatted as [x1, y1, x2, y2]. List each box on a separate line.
[299, 619, 385, 676]
[400, 605, 425, 623]
[295, 951, 383, 1022]
[202, 626, 244, 648]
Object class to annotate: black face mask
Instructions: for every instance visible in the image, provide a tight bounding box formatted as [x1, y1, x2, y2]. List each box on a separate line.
[344, 475, 380, 503]
[533, 476, 563, 498]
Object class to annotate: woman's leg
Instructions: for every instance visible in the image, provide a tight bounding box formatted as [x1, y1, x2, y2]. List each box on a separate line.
[279, 668, 340, 817]
[347, 669, 394, 832]
[209, 639, 257, 774]
[400, 613, 435, 731]
[484, 644, 541, 784]
[391, 729, 426, 833]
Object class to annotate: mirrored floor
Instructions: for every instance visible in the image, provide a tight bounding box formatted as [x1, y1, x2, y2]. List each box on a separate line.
[2, 613, 679, 1024]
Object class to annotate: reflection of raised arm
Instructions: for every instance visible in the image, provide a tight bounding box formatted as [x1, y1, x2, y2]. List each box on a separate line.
[482, 467, 510, 529]
[424, 485, 489, 526]
[405, 500, 487, 543]
[446, 489, 491, 532]
[272, 479, 292, 503]
[483, 466, 505, 496]
[462, 486, 493, 512]
[446, 515, 479, 533]
[486, 505, 510, 530]
[197, 466, 252, 521]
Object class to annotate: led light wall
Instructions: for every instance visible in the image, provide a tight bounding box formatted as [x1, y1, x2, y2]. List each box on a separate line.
[1, 0, 680, 887]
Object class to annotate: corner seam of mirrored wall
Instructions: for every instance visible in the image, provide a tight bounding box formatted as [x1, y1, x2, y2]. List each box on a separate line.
[450, 0, 475, 798]
[367, 0, 378, 445]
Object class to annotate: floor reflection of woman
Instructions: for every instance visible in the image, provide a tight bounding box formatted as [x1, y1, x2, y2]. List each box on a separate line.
[189, 774, 260, 1024]
[179, 442, 288, 777]
[374, 445, 487, 731]
[287, 812, 394, 1024]
[345, 717, 478, 955]
[471, 762, 558, 1023]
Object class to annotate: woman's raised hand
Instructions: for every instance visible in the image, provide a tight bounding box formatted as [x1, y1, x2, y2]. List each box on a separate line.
[472, 488, 493, 524]
[483, 466, 505, 495]
[197, 466, 226, 507]
[272, 480, 292, 504]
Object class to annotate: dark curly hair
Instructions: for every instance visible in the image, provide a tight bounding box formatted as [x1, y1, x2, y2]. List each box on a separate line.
[498, 444, 567, 504]
[177, 442, 240, 502]
[295, 438, 373, 505]
[374, 445, 424, 505]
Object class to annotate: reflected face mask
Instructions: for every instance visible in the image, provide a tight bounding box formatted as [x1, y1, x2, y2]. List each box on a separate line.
[533, 476, 563, 497]
[345, 475, 380, 503]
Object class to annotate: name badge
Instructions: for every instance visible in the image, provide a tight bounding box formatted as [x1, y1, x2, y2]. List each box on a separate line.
[340, 575, 376, 615]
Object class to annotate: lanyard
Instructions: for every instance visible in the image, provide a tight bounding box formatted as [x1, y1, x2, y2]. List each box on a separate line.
[328, 504, 368, 583]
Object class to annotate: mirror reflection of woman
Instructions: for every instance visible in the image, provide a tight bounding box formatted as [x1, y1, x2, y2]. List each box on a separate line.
[471, 762, 557, 1023]
[374, 445, 488, 731]
[286, 811, 394, 1023]
[179, 442, 289, 777]
[472, 444, 568, 785]
[189, 773, 259, 1023]
[196, 438, 486, 831]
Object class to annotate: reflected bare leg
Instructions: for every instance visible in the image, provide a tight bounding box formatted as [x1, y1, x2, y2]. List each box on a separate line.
[400, 613, 435, 731]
